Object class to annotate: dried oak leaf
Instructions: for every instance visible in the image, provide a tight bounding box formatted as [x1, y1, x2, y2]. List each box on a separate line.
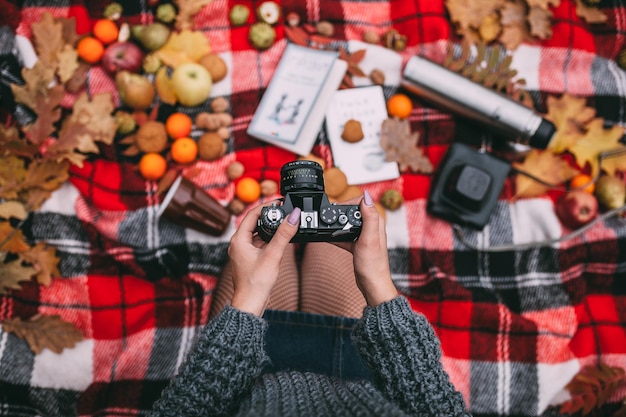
[20, 242, 60, 287]
[46, 92, 116, 167]
[0, 155, 28, 201]
[499, 21, 529, 50]
[574, 0, 607, 24]
[446, 0, 506, 36]
[0, 201, 28, 221]
[157, 30, 211, 68]
[0, 124, 38, 158]
[21, 159, 70, 211]
[174, 0, 213, 31]
[526, 0, 560, 9]
[380, 118, 433, 173]
[545, 94, 597, 153]
[56, 44, 79, 84]
[31, 12, 64, 68]
[500, 0, 527, 25]
[10, 62, 65, 146]
[560, 363, 626, 415]
[567, 118, 625, 177]
[2, 314, 84, 354]
[600, 148, 626, 176]
[513, 149, 578, 198]
[0, 220, 30, 254]
[0, 256, 36, 294]
[284, 25, 335, 49]
[528, 6, 553, 39]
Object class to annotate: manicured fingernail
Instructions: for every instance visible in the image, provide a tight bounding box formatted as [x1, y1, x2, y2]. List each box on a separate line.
[364, 190, 374, 207]
[287, 207, 301, 225]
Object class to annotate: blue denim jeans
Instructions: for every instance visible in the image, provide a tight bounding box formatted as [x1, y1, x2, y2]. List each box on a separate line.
[262, 309, 374, 382]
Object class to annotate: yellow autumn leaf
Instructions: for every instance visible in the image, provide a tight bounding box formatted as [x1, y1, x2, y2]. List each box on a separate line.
[545, 94, 596, 153]
[567, 119, 625, 177]
[513, 149, 579, 198]
[157, 29, 211, 68]
[600, 148, 626, 176]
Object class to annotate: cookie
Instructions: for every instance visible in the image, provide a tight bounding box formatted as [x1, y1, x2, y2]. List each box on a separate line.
[323, 167, 349, 198]
[341, 119, 364, 143]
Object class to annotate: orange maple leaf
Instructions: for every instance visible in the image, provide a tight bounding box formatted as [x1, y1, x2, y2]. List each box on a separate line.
[513, 149, 579, 198]
[567, 119, 625, 177]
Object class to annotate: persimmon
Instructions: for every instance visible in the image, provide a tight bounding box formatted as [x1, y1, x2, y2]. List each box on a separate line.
[387, 93, 413, 119]
[235, 177, 261, 204]
[570, 173, 595, 194]
[93, 19, 119, 44]
[165, 112, 193, 139]
[170, 137, 198, 164]
[76, 36, 105, 64]
[139, 152, 168, 180]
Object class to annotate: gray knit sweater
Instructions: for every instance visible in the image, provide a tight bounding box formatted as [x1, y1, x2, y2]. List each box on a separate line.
[149, 296, 471, 417]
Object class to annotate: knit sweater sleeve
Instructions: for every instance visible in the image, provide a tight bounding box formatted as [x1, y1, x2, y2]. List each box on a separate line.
[149, 305, 269, 417]
[352, 295, 471, 417]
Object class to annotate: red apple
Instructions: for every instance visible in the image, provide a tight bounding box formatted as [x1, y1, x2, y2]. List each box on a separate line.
[555, 190, 598, 229]
[171, 63, 213, 107]
[102, 42, 144, 74]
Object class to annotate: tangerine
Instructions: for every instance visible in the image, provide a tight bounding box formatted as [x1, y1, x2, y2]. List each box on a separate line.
[170, 137, 198, 164]
[570, 173, 595, 194]
[76, 36, 105, 64]
[387, 93, 413, 119]
[93, 19, 119, 44]
[139, 152, 168, 180]
[235, 177, 261, 204]
[165, 112, 193, 139]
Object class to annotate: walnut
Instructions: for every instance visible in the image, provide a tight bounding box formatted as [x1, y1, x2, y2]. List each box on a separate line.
[210, 97, 230, 113]
[316, 21, 335, 37]
[196, 112, 233, 131]
[381, 29, 407, 51]
[341, 119, 364, 143]
[197, 132, 226, 161]
[136, 121, 168, 153]
[363, 30, 380, 44]
[260, 179, 279, 197]
[228, 198, 246, 215]
[226, 161, 245, 180]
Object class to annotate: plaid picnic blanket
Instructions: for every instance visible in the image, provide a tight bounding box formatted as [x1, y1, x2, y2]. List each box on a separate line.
[1, 0, 625, 416]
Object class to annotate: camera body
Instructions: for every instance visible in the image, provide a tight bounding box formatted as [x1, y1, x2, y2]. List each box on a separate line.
[257, 160, 362, 243]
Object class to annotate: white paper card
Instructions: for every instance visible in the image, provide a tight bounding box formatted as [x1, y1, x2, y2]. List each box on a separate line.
[325, 85, 400, 184]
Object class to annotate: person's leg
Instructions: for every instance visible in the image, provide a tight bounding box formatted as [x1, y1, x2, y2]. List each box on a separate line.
[209, 245, 299, 319]
[300, 242, 366, 318]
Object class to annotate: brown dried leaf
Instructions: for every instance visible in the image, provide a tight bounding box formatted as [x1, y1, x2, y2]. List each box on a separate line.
[513, 149, 578, 198]
[0, 125, 38, 158]
[528, 6, 553, 39]
[1, 314, 84, 354]
[21, 159, 70, 211]
[0, 256, 36, 294]
[0, 220, 30, 254]
[10, 61, 57, 112]
[0, 201, 28, 221]
[499, 23, 529, 50]
[338, 47, 367, 89]
[157, 30, 211, 68]
[31, 12, 64, 67]
[560, 363, 626, 415]
[446, 0, 506, 33]
[174, 0, 212, 31]
[500, 0, 527, 25]
[567, 119, 625, 177]
[574, 0, 607, 24]
[545, 94, 596, 153]
[46, 92, 116, 167]
[380, 118, 433, 173]
[526, 0, 560, 9]
[20, 242, 60, 287]
[56, 44, 79, 84]
[0, 155, 28, 201]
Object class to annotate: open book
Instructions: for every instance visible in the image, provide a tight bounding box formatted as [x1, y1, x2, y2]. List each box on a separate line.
[247, 43, 347, 155]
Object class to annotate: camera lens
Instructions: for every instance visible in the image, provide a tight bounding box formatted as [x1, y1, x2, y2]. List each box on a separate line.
[280, 160, 325, 195]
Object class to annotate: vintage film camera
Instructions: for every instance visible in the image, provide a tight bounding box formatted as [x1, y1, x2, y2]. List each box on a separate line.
[257, 160, 362, 243]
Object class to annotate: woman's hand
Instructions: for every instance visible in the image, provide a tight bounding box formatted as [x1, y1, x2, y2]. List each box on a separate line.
[335, 191, 398, 307]
[229, 203, 301, 316]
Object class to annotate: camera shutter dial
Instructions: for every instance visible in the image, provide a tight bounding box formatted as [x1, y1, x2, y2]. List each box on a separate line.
[347, 207, 362, 226]
[261, 206, 285, 229]
[320, 206, 339, 225]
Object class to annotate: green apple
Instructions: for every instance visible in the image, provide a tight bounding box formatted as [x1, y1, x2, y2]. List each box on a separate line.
[171, 62, 213, 107]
